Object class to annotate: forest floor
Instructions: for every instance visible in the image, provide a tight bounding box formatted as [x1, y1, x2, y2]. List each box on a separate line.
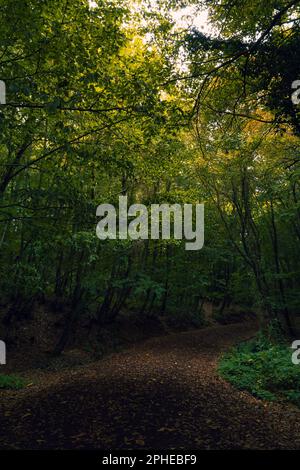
[1, 321, 300, 450]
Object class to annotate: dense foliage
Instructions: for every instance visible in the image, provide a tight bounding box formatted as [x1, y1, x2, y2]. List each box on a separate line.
[0, 0, 299, 354]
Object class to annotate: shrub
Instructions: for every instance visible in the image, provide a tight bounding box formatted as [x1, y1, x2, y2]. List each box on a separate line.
[0, 374, 26, 390]
[218, 333, 300, 407]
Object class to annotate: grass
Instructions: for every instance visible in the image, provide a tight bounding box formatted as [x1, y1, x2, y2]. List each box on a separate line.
[0, 374, 26, 390]
[218, 331, 300, 407]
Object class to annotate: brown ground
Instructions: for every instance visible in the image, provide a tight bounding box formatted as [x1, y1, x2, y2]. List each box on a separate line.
[0, 321, 300, 450]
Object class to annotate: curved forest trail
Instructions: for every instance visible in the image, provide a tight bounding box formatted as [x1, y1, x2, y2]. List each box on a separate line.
[1, 322, 300, 450]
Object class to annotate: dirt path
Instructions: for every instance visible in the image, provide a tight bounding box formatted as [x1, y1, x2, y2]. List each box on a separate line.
[1, 322, 300, 450]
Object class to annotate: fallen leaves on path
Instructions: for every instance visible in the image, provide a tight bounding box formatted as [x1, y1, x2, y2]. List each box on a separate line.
[1, 322, 300, 450]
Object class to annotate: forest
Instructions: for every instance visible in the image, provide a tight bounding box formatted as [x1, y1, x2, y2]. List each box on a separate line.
[0, 0, 300, 453]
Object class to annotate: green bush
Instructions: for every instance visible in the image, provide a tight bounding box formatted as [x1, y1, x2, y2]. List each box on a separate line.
[0, 374, 26, 390]
[218, 333, 300, 407]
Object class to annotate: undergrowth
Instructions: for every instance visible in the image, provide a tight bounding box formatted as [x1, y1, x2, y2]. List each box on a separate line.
[0, 374, 26, 390]
[219, 326, 300, 407]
